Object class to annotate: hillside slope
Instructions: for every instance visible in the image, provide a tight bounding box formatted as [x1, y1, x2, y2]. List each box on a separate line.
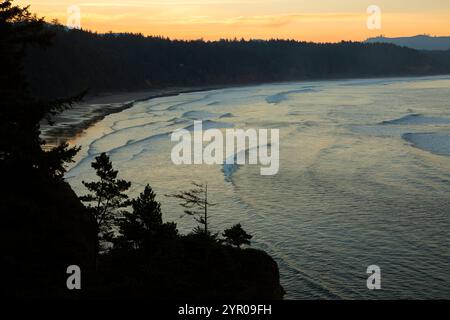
[25, 26, 450, 99]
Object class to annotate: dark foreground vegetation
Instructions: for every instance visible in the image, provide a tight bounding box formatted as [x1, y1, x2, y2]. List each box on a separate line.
[0, 1, 284, 299]
[25, 22, 450, 98]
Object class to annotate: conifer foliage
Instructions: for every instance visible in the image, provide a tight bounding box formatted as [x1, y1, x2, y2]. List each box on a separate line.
[0, 0, 82, 180]
[222, 223, 253, 248]
[80, 152, 131, 241]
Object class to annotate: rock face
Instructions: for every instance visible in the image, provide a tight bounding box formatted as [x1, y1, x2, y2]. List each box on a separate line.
[1, 179, 97, 298]
[89, 235, 285, 300]
[235, 248, 285, 300]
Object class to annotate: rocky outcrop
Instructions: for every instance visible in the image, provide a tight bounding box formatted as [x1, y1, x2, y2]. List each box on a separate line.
[1, 178, 284, 299]
[88, 235, 285, 300]
[1, 178, 97, 298]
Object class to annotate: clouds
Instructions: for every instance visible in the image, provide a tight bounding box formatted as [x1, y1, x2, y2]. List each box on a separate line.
[143, 12, 363, 28]
[29, 0, 270, 8]
[221, 13, 362, 28]
[17, 0, 450, 41]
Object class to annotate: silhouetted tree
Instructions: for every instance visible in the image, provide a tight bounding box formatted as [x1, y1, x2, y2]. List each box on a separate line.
[117, 184, 178, 252]
[0, 1, 96, 297]
[0, 0, 82, 180]
[222, 224, 252, 248]
[80, 152, 131, 245]
[167, 182, 215, 235]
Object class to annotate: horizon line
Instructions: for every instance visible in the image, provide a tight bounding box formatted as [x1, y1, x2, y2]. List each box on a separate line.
[46, 22, 450, 43]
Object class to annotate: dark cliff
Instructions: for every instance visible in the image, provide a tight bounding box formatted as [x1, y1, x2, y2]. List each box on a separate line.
[1, 178, 97, 298]
[86, 233, 285, 299]
[1, 178, 284, 299]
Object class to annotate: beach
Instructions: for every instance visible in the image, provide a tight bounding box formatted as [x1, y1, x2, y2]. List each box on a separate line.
[40, 86, 223, 148]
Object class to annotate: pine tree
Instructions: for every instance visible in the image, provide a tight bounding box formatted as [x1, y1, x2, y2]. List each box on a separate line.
[0, 0, 84, 181]
[0, 1, 92, 296]
[119, 184, 162, 248]
[117, 184, 177, 252]
[222, 224, 252, 248]
[80, 153, 131, 245]
[167, 182, 215, 235]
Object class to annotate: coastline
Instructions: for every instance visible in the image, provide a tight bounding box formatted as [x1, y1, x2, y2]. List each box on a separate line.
[40, 85, 223, 148]
[40, 74, 450, 149]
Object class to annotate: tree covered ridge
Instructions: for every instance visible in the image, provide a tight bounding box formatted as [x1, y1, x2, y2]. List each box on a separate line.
[25, 24, 450, 98]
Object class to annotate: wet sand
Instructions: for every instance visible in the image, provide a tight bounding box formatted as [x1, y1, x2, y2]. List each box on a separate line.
[40, 86, 222, 148]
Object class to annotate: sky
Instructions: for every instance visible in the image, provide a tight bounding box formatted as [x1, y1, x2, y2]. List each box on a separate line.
[17, 0, 450, 42]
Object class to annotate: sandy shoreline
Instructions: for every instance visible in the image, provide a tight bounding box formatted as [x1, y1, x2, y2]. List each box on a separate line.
[40, 85, 223, 148]
[41, 74, 450, 149]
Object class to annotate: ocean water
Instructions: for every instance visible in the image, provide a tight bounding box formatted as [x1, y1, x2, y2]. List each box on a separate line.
[65, 76, 450, 299]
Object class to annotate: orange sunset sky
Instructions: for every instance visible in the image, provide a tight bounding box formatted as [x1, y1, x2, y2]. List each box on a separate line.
[17, 0, 450, 42]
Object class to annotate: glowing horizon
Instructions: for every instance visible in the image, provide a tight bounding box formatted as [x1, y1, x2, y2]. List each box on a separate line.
[16, 0, 450, 42]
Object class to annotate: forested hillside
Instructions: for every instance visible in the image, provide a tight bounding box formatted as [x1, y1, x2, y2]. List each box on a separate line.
[366, 35, 450, 51]
[25, 24, 450, 98]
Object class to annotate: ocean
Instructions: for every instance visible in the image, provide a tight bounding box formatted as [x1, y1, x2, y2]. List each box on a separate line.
[65, 76, 450, 299]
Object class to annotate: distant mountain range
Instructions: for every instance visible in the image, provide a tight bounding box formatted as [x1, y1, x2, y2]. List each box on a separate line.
[365, 35, 450, 51]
